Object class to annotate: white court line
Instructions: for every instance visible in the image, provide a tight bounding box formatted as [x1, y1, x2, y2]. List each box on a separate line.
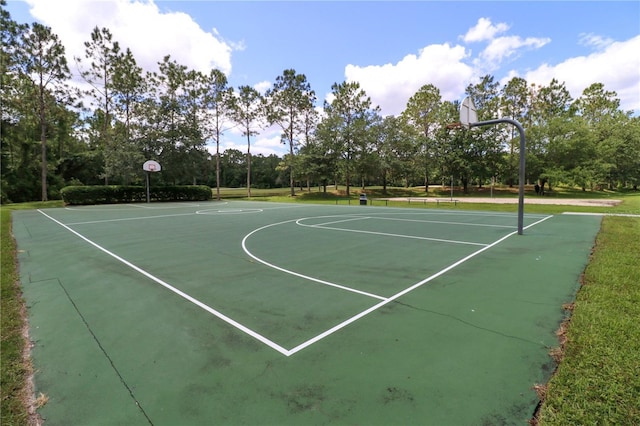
[286, 214, 555, 355]
[297, 220, 488, 247]
[358, 215, 516, 229]
[66, 212, 197, 226]
[241, 219, 388, 301]
[38, 207, 554, 357]
[311, 216, 372, 227]
[196, 208, 263, 215]
[37, 209, 292, 356]
[127, 203, 204, 209]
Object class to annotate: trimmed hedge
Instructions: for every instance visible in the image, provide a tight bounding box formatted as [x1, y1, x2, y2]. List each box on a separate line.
[60, 185, 212, 205]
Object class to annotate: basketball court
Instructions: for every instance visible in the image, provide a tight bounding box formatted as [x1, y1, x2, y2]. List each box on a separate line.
[13, 200, 601, 424]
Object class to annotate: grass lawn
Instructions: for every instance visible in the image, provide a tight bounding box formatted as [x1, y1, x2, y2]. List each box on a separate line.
[535, 214, 640, 424]
[1, 201, 64, 425]
[1, 190, 639, 424]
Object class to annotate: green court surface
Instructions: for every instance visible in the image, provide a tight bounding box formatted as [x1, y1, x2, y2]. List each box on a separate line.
[13, 200, 601, 425]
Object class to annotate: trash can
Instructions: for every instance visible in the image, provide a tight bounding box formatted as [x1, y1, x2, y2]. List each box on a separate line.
[359, 193, 367, 205]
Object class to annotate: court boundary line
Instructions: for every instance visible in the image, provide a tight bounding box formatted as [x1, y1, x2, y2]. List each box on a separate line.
[37, 209, 292, 356]
[37, 208, 554, 357]
[286, 214, 554, 355]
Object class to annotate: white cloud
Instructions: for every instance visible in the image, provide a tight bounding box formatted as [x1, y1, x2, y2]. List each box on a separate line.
[579, 32, 615, 50]
[217, 130, 284, 157]
[25, 0, 234, 77]
[342, 17, 553, 117]
[463, 17, 509, 43]
[344, 43, 474, 116]
[521, 35, 640, 113]
[479, 35, 550, 70]
[253, 80, 271, 94]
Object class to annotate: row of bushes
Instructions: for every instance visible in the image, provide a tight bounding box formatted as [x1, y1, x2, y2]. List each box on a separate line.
[60, 185, 212, 205]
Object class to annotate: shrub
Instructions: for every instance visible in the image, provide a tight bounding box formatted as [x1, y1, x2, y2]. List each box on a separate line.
[60, 185, 212, 205]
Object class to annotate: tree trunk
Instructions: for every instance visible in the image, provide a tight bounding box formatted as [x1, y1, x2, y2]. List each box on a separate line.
[247, 135, 251, 198]
[39, 80, 47, 201]
[289, 126, 295, 197]
[382, 171, 387, 195]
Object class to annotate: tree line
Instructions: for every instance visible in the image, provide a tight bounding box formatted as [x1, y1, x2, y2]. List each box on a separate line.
[2, 2, 639, 203]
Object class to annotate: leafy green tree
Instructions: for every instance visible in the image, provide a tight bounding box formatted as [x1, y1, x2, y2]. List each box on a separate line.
[232, 85, 264, 197]
[0, 0, 26, 134]
[265, 69, 316, 196]
[465, 76, 504, 190]
[150, 56, 208, 185]
[110, 47, 145, 184]
[573, 85, 638, 189]
[613, 117, 640, 189]
[401, 84, 442, 191]
[15, 23, 71, 200]
[76, 27, 122, 184]
[182, 69, 211, 185]
[528, 79, 573, 191]
[376, 115, 416, 191]
[219, 148, 245, 187]
[251, 154, 283, 189]
[546, 116, 596, 190]
[501, 76, 530, 186]
[1, 3, 28, 202]
[313, 113, 343, 193]
[321, 81, 377, 196]
[355, 109, 382, 190]
[574, 83, 621, 126]
[203, 69, 234, 200]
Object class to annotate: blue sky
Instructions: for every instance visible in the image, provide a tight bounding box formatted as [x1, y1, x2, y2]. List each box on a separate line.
[6, 0, 640, 156]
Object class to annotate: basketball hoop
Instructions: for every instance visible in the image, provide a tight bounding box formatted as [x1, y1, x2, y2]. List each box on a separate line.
[446, 122, 464, 130]
[457, 94, 527, 235]
[142, 160, 161, 204]
[142, 160, 161, 172]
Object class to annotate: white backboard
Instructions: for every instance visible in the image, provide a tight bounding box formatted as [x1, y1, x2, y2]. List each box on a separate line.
[460, 97, 478, 128]
[143, 160, 161, 172]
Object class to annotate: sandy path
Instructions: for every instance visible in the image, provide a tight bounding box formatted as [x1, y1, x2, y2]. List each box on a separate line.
[383, 197, 622, 207]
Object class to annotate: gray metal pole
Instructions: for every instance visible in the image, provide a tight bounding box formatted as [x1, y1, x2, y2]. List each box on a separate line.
[450, 175, 453, 201]
[146, 171, 150, 204]
[470, 118, 525, 235]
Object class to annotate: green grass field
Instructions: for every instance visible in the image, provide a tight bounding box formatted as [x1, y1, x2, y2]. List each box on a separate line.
[1, 188, 639, 424]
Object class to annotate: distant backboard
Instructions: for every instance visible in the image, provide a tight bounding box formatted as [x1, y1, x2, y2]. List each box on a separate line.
[460, 97, 478, 128]
[143, 160, 161, 172]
